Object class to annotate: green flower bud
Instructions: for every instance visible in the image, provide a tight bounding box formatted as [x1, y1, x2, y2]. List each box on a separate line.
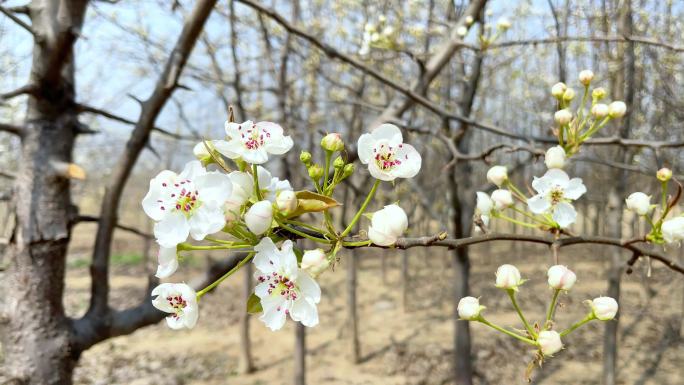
[592, 87, 606, 101]
[300, 151, 312, 165]
[342, 163, 355, 177]
[321, 133, 345, 152]
[308, 164, 324, 181]
[333, 156, 345, 169]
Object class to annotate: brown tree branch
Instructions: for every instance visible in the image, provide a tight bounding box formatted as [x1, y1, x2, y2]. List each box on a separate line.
[0, 5, 36, 36]
[81, 0, 218, 335]
[75, 215, 152, 239]
[0, 122, 25, 136]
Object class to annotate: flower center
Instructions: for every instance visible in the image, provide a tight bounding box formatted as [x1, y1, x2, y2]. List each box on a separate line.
[237, 123, 271, 150]
[257, 271, 299, 312]
[373, 143, 404, 171]
[549, 187, 564, 204]
[166, 294, 187, 319]
[157, 179, 201, 216]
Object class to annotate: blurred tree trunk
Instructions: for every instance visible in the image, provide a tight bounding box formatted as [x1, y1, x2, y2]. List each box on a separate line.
[239, 263, 255, 373]
[294, 321, 306, 385]
[0, 2, 88, 384]
[402, 250, 409, 311]
[347, 250, 360, 363]
[603, 2, 635, 384]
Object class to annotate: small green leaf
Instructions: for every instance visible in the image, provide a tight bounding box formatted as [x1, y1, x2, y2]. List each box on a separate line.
[247, 293, 263, 314]
[286, 190, 341, 218]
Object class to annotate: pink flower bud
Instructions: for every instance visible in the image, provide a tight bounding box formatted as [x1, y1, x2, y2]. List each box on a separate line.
[495, 264, 523, 290]
[538, 330, 563, 356]
[590, 297, 618, 320]
[547, 265, 576, 290]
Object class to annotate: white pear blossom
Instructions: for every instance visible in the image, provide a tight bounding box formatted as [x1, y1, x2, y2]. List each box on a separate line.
[551, 82, 567, 98]
[155, 246, 179, 279]
[475, 191, 494, 226]
[256, 166, 293, 202]
[545, 146, 566, 169]
[275, 190, 298, 214]
[590, 297, 618, 321]
[151, 283, 199, 330]
[214, 120, 293, 164]
[591, 103, 609, 119]
[538, 330, 563, 356]
[491, 189, 513, 210]
[301, 249, 329, 276]
[608, 101, 627, 118]
[547, 265, 576, 290]
[661, 217, 684, 243]
[578, 70, 594, 85]
[224, 171, 253, 221]
[527, 169, 586, 228]
[245, 200, 274, 235]
[554, 109, 573, 125]
[625, 192, 651, 216]
[457, 296, 484, 320]
[486, 165, 508, 187]
[368, 204, 408, 246]
[357, 124, 422, 181]
[253, 238, 321, 331]
[142, 161, 233, 248]
[495, 264, 523, 290]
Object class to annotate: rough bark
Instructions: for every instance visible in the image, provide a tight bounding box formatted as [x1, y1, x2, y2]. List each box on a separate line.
[294, 321, 306, 385]
[0, 1, 88, 384]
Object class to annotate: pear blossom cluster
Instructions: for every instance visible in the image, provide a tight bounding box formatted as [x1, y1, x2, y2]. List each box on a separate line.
[474, 69, 632, 232]
[143, 119, 421, 330]
[458, 264, 617, 372]
[624, 167, 684, 244]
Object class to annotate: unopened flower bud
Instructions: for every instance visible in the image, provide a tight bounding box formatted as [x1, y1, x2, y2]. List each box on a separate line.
[554, 109, 573, 125]
[497, 18, 511, 30]
[464, 15, 474, 26]
[625, 192, 651, 216]
[608, 101, 627, 118]
[193, 142, 213, 166]
[538, 330, 563, 356]
[456, 26, 468, 37]
[544, 146, 566, 169]
[661, 217, 684, 243]
[275, 190, 298, 215]
[301, 249, 329, 276]
[547, 265, 576, 290]
[308, 164, 324, 181]
[495, 264, 523, 290]
[591, 103, 609, 119]
[592, 87, 606, 101]
[457, 296, 484, 320]
[562, 88, 576, 101]
[590, 297, 618, 321]
[245, 200, 273, 235]
[486, 165, 508, 187]
[300, 151, 312, 165]
[321, 133, 345, 152]
[551, 82, 567, 98]
[333, 156, 345, 169]
[342, 163, 355, 177]
[368, 204, 408, 246]
[491, 189, 513, 210]
[657, 168, 672, 182]
[578, 70, 594, 86]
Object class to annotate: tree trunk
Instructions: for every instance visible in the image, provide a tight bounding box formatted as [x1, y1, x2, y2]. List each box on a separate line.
[239, 263, 255, 373]
[402, 250, 409, 311]
[294, 321, 306, 385]
[347, 251, 360, 363]
[0, 1, 88, 383]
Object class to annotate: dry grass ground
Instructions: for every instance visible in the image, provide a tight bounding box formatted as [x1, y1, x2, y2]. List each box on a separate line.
[61, 232, 684, 385]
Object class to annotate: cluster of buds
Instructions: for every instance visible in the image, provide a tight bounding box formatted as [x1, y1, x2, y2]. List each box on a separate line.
[625, 167, 684, 244]
[458, 264, 618, 376]
[551, 70, 627, 156]
[359, 15, 399, 56]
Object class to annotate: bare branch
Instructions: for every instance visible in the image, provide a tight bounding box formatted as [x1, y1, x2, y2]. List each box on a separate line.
[76, 103, 198, 141]
[0, 84, 37, 101]
[0, 122, 25, 136]
[0, 5, 36, 36]
[75, 215, 152, 239]
[487, 35, 684, 53]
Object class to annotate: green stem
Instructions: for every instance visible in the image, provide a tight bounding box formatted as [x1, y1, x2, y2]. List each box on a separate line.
[197, 252, 255, 299]
[323, 151, 332, 190]
[342, 239, 372, 247]
[504, 180, 528, 202]
[510, 206, 552, 225]
[545, 289, 561, 329]
[560, 313, 595, 337]
[580, 116, 611, 140]
[180, 244, 251, 251]
[340, 180, 380, 237]
[277, 221, 333, 244]
[282, 219, 328, 234]
[252, 164, 263, 200]
[477, 317, 537, 345]
[507, 289, 537, 338]
[495, 213, 539, 229]
[661, 180, 668, 213]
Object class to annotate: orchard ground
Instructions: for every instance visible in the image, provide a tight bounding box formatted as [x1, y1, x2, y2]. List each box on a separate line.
[47, 225, 684, 384]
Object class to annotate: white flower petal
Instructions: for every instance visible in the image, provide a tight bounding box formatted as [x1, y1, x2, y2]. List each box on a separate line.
[527, 195, 551, 214]
[544, 169, 570, 189]
[367, 160, 395, 181]
[154, 214, 190, 248]
[356, 133, 376, 164]
[188, 205, 225, 240]
[195, 172, 232, 206]
[391, 143, 422, 179]
[213, 139, 241, 159]
[290, 298, 319, 327]
[564, 178, 586, 200]
[155, 246, 179, 279]
[179, 160, 206, 180]
[371, 123, 403, 145]
[296, 272, 321, 303]
[241, 147, 269, 165]
[553, 202, 577, 227]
